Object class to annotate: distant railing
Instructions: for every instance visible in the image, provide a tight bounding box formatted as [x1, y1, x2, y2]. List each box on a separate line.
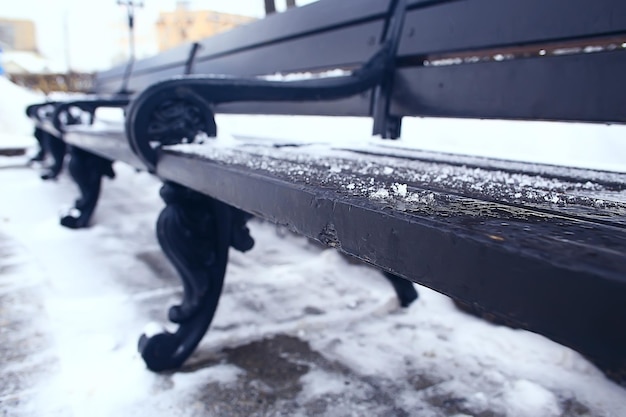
[9, 72, 95, 93]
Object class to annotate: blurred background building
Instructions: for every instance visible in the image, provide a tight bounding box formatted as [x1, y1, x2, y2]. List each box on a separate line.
[0, 17, 57, 74]
[1, 0, 307, 92]
[156, 1, 256, 51]
[0, 18, 37, 52]
[0, 17, 81, 92]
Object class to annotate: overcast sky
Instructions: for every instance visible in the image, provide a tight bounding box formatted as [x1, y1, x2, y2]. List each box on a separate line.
[1, 0, 317, 71]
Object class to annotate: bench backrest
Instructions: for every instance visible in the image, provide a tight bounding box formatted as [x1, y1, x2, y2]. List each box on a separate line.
[90, 41, 200, 95]
[94, 0, 626, 125]
[391, 0, 626, 124]
[122, 0, 624, 126]
[89, 0, 395, 113]
[193, 0, 394, 117]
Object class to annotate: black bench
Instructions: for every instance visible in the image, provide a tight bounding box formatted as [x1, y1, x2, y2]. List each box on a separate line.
[24, 41, 202, 181]
[25, 102, 70, 178]
[24, 41, 204, 227]
[44, 0, 626, 383]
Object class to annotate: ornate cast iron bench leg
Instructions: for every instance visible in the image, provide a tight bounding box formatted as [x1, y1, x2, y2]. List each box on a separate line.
[60, 147, 115, 229]
[383, 272, 418, 308]
[29, 128, 47, 163]
[139, 181, 253, 371]
[130, 0, 414, 369]
[40, 133, 67, 180]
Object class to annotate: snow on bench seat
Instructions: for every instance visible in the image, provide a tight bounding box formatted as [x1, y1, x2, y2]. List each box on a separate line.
[150, 137, 626, 377]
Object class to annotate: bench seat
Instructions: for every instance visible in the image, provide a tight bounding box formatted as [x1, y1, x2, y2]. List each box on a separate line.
[64, 125, 626, 376]
[161, 139, 626, 379]
[64, 120, 144, 169]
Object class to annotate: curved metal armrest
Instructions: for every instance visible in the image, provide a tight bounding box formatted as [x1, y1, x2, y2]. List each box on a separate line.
[52, 97, 131, 135]
[126, 0, 407, 171]
[26, 101, 61, 123]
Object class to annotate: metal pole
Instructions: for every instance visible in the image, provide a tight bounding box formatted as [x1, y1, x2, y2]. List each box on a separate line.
[117, 0, 144, 93]
[63, 11, 71, 72]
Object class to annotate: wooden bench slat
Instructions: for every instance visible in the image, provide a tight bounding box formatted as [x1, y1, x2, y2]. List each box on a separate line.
[159, 141, 626, 231]
[193, 21, 384, 77]
[341, 142, 626, 189]
[207, 142, 626, 227]
[216, 95, 373, 117]
[95, 42, 193, 81]
[64, 124, 142, 169]
[193, 0, 391, 64]
[401, 0, 626, 56]
[391, 50, 626, 124]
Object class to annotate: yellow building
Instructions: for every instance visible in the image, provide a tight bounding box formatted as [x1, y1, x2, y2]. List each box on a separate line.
[156, 2, 256, 52]
[0, 18, 37, 52]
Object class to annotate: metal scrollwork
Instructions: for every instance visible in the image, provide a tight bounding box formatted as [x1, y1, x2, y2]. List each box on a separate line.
[40, 132, 67, 180]
[147, 99, 210, 146]
[138, 181, 253, 371]
[60, 147, 115, 229]
[127, 93, 216, 172]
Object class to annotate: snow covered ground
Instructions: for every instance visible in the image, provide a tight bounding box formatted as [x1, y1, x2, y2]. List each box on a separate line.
[1, 77, 625, 417]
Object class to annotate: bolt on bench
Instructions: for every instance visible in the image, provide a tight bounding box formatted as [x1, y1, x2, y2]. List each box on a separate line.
[37, 0, 626, 383]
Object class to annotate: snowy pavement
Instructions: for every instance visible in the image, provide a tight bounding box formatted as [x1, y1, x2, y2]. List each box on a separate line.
[1, 143, 625, 417]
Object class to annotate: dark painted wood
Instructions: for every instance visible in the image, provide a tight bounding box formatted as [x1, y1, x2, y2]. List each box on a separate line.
[64, 125, 145, 170]
[90, 40, 201, 95]
[400, 0, 626, 56]
[97, 0, 393, 88]
[215, 94, 372, 117]
[192, 21, 384, 76]
[94, 42, 193, 83]
[389, 51, 626, 123]
[193, 0, 391, 63]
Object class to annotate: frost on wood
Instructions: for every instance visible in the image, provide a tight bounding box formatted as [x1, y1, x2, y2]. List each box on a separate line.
[165, 140, 626, 227]
[260, 68, 351, 82]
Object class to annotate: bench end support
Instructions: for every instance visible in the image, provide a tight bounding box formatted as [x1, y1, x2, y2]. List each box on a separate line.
[60, 148, 115, 229]
[139, 182, 253, 371]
